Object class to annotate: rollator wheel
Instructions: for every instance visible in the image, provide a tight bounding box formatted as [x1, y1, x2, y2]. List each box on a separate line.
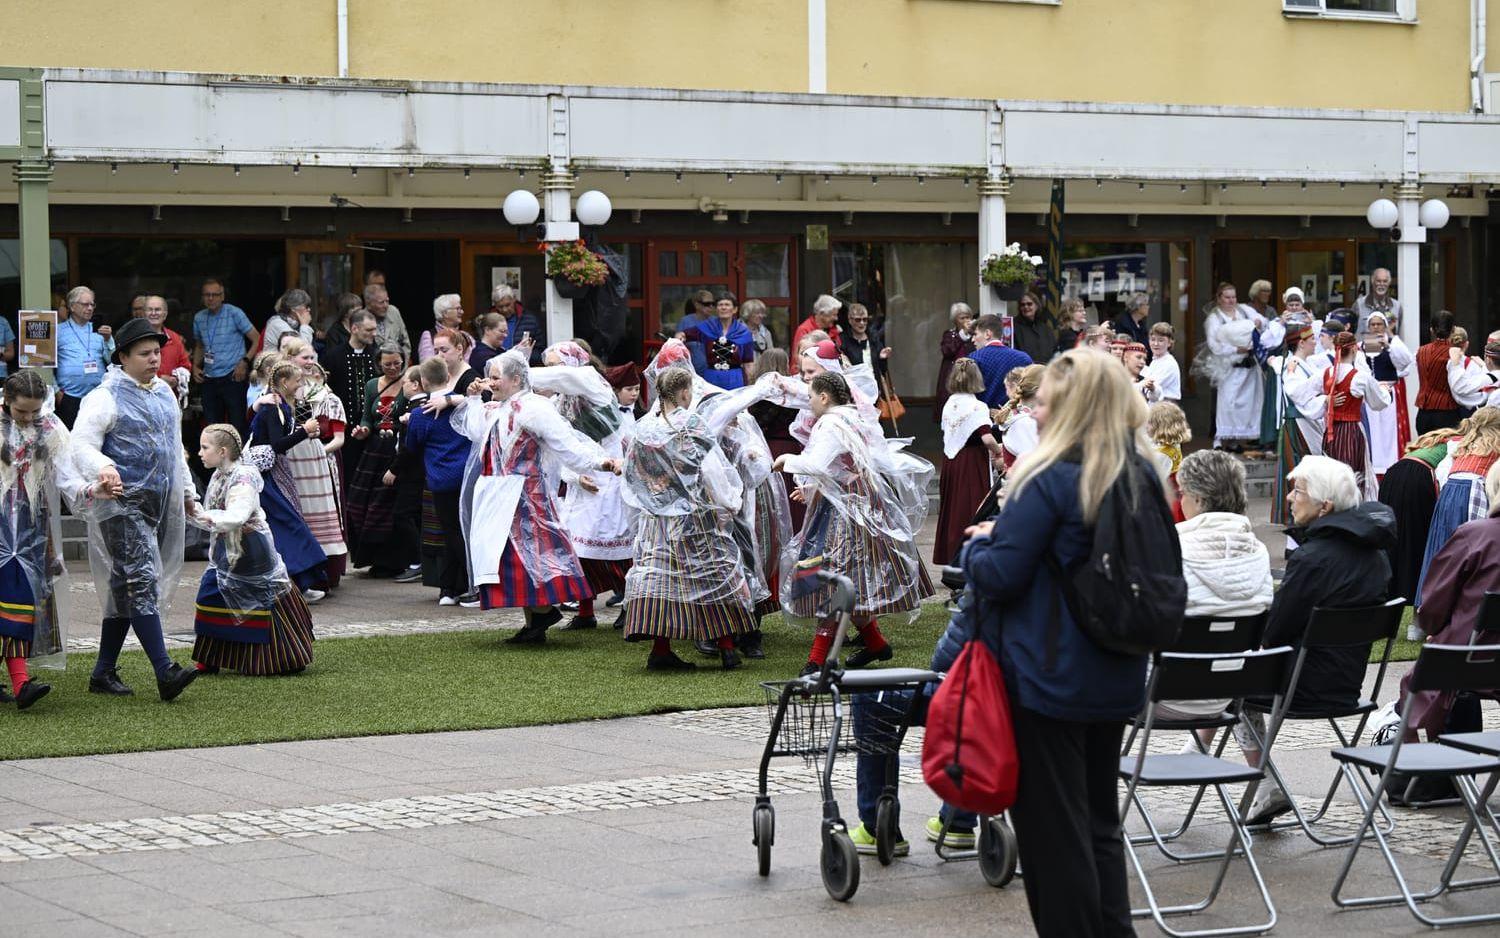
[875, 796, 900, 866]
[821, 830, 861, 902]
[978, 816, 1018, 888]
[753, 805, 775, 877]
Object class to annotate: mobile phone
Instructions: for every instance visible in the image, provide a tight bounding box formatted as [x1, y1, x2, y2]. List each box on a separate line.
[520, 332, 532, 344]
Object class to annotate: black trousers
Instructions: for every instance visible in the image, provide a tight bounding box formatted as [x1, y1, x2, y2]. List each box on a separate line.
[431, 488, 469, 598]
[1008, 704, 1135, 938]
[201, 374, 249, 435]
[1415, 407, 1471, 435]
[54, 391, 81, 429]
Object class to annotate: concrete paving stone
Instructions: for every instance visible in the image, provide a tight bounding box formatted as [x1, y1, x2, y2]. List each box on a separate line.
[117, 857, 321, 904]
[232, 854, 412, 896]
[0, 881, 87, 925]
[0, 854, 102, 883]
[44, 919, 140, 938]
[220, 893, 368, 926]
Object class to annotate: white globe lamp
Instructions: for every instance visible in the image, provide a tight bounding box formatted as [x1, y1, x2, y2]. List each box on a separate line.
[1365, 198, 1399, 230]
[575, 190, 613, 227]
[502, 189, 540, 226]
[1419, 199, 1450, 230]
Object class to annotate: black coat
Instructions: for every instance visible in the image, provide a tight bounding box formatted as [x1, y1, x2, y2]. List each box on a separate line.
[1111, 313, 1149, 346]
[1266, 502, 1396, 714]
[840, 325, 888, 380]
[1011, 314, 1055, 365]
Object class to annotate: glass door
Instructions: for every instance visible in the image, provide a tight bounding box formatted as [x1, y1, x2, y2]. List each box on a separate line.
[286, 240, 362, 332]
[1276, 239, 1357, 319]
[644, 240, 739, 357]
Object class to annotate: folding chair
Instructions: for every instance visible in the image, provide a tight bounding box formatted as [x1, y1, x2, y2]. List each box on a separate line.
[1123, 612, 1269, 864]
[1120, 647, 1295, 938]
[1330, 643, 1500, 928]
[1242, 598, 1405, 846]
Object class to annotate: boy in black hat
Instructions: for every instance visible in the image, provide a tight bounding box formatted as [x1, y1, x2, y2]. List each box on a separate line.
[70, 317, 200, 701]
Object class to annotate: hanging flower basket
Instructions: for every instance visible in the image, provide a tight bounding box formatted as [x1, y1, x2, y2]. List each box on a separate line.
[980, 243, 1043, 299]
[541, 239, 610, 289]
[551, 277, 593, 300]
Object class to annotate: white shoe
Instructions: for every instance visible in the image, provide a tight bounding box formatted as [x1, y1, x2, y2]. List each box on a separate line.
[438, 595, 458, 607]
[1406, 623, 1423, 642]
[1244, 787, 1293, 827]
[301, 588, 326, 604]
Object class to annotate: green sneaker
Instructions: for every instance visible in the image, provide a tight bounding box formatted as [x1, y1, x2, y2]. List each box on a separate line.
[925, 815, 976, 848]
[850, 822, 909, 857]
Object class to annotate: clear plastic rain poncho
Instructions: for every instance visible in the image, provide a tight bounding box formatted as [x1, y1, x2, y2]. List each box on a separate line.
[188, 459, 290, 624]
[622, 402, 754, 608]
[455, 352, 610, 591]
[70, 367, 194, 618]
[0, 409, 90, 669]
[533, 342, 622, 443]
[778, 403, 934, 623]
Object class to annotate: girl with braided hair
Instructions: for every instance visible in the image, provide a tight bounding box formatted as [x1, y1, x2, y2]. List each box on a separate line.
[188, 424, 315, 675]
[0, 371, 97, 708]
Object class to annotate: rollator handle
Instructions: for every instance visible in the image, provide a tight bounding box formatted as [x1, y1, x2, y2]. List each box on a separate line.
[940, 565, 967, 591]
[817, 571, 856, 616]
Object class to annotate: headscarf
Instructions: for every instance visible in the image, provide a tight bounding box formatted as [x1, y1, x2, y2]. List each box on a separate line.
[545, 341, 590, 368]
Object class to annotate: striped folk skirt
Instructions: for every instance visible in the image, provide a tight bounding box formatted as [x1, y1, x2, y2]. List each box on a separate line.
[192, 586, 315, 676]
[419, 489, 447, 589]
[479, 542, 592, 610]
[1416, 474, 1489, 607]
[1271, 419, 1312, 527]
[622, 512, 756, 642]
[580, 557, 629, 597]
[785, 493, 934, 622]
[1324, 421, 1370, 498]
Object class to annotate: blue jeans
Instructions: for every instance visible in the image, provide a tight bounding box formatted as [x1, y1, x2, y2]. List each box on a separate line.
[852, 688, 977, 831]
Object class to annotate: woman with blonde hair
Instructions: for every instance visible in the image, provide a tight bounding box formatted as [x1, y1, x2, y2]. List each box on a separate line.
[934, 358, 1003, 564]
[962, 349, 1163, 936]
[996, 363, 1045, 469]
[1415, 407, 1500, 606]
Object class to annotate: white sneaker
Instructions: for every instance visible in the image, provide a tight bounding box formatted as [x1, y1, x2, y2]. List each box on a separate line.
[1244, 787, 1293, 827]
[301, 588, 326, 604]
[438, 595, 458, 607]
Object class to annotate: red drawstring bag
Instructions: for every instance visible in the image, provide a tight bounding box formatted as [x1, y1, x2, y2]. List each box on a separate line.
[922, 638, 1019, 816]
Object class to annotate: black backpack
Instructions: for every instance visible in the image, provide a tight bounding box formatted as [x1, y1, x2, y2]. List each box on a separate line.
[1045, 453, 1187, 656]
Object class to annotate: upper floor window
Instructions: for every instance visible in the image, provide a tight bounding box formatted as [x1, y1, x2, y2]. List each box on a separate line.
[1283, 0, 1415, 22]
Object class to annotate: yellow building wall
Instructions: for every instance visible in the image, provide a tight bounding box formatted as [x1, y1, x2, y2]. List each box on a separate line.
[351, 0, 806, 92]
[829, 0, 1472, 112]
[0, 0, 335, 76]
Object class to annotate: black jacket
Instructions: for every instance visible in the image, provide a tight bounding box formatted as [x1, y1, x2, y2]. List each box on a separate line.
[840, 325, 888, 380]
[1111, 313, 1149, 346]
[1266, 502, 1396, 714]
[1011, 314, 1056, 366]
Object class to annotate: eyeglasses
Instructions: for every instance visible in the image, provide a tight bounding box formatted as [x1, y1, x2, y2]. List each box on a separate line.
[202, 292, 224, 298]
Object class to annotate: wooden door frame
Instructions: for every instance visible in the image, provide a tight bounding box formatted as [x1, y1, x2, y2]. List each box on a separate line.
[459, 237, 532, 329]
[1275, 238, 1358, 310]
[285, 239, 365, 292]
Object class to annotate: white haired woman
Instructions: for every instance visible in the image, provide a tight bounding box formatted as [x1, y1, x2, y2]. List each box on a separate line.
[934, 301, 976, 411]
[418, 293, 464, 362]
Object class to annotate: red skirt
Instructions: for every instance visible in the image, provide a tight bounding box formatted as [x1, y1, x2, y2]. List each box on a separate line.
[581, 556, 629, 596]
[1325, 421, 1368, 492]
[480, 542, 592, 610]
[933, 444, 992, 565]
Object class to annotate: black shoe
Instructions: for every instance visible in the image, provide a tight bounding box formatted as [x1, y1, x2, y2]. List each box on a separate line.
[89, 669, 134, 696]
[195, 664, 221, 675]
[394, 567, 424, 583]
[694, 639, 719, 658]
[0, 684, 11, 704]
[605, 591, 624, 607]
[531, 606, 564, 630]
[846, 645, 894, 669]
[156, 663, 198, 702]
[558, 615, 598, 631]
[844, 630, 865, 648]
[646, 652, 697, 672]
[799, 660, 823, 678]
[505, 624, 549, 645]
[720, 648, 743, 671]
[15, 681, 50, 710]
[612, 616, 626, 630]
[559, 601, 579, 613]
[737, 630, 765, 659]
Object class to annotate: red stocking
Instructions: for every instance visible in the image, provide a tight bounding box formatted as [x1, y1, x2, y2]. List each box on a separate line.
[6, 656, 28, 693]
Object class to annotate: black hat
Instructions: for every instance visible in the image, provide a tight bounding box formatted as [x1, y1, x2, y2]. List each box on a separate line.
[111, 317, 166, 364]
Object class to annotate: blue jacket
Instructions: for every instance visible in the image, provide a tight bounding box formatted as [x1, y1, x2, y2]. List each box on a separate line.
[962, 459, 1147, 722]
[968, 343, 1033, 408]
[403, 407, 469, 493]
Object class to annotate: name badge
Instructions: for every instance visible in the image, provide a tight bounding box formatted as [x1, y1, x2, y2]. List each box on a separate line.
[83, 360, 100, 375]
[203, 350, 216, 366]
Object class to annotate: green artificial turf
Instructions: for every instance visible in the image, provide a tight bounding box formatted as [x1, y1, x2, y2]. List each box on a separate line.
[1374, 606, 1421, 663]
[0, 606, 949, 761]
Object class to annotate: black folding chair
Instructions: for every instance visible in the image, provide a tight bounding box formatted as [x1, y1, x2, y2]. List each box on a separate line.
[1241, 598, 1405, 846]
[1330, 644, 1500, 928]
[1119, 647, 1295, 938]
[1123, 612, 1269, 863]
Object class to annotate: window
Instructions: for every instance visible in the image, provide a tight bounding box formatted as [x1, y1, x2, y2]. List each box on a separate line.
[1283, 0, 1414, 22]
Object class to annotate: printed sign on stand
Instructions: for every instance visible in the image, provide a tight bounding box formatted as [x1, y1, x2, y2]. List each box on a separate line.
[16, 310, 57, 368]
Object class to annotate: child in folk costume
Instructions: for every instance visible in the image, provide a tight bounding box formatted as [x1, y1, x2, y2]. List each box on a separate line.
[1444, 327, 1489, 419]
[1361, 311, 1414, 476]
[345, 347, 412, 577]
[996, 364, 1044, 470]
[454, 351, 620, 645]
[397, 358, 478, 607]
[1320, 330, 1390, 500]
[621, 366, 757, 672]
[934, 358, 1001, 565]
[775, 372, 935, 676]
[189, 425, 315, 676]
[281, 339, 350, 587]
[1416, 408, 1500, 606]
[528, 342, 629, 631]
[1140, 322, 1182, 403]
[0, 372, 95, 709]
[248, 361, 330, 601]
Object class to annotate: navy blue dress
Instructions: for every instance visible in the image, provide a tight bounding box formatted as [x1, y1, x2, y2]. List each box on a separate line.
[249, 404, 328, 590]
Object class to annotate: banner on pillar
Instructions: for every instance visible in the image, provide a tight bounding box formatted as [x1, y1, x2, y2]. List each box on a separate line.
[1045, 179, 1066, 323]
[16, 310, 57, 368]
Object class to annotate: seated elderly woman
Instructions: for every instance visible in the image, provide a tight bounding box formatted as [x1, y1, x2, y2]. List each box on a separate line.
[1241, 455, 1396, 825]
[1154, 450, 1275, 743]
